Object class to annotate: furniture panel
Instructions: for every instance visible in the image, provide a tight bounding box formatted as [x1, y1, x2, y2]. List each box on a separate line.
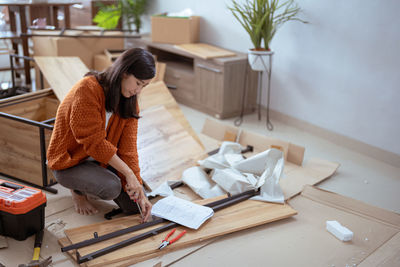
[194, 59, 224, 115]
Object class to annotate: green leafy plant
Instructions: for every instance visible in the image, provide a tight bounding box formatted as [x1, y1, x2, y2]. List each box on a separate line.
[228, 0, 307, 50]
[93, 0, 148, 32]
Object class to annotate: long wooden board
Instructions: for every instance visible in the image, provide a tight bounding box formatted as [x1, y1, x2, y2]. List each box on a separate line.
[139, 81, 203, 147]
[63, 197, 297, 266]
[34, 56, 89, 102]
[174, 43, 236, 59]
[138, 106, 205, 190]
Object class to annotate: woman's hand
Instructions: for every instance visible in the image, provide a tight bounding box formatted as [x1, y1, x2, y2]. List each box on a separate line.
[125, 174, 152, 223]
[137, 192, 152, 223]
[125, 173, 142, 201]
[108, 154, 152, 222]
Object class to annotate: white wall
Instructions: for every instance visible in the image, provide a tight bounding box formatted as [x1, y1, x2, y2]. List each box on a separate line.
[141, 0, 400, 157]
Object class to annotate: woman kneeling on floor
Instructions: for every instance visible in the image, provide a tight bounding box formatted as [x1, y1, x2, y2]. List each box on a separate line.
[47, 48, 154, 222]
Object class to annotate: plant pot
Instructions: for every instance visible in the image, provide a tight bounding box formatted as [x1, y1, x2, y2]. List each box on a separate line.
[248, 49, 274, 71]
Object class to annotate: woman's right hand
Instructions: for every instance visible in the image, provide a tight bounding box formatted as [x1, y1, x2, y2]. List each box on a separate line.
[125, 173, 142, 201]
[107, 154, 152, 222]
[125, 173, 153, 222]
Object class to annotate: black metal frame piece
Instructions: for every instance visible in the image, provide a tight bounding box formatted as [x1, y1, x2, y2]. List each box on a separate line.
[0, 111, 57, 193]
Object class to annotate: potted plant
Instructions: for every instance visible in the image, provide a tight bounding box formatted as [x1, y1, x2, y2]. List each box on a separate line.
[229, 0, 307, 71]
[93, 0, 148, 33]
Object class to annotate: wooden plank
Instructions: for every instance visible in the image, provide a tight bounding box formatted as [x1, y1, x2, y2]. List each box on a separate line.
[63, 197, 297, 266]
[0, 89, 54, 106]
[0, 116, 44, 185]
[139, 81, 203, 148]
[174, 43, 236, 60]
[34, 56, 89, 102]
[138, 106, 205, 190]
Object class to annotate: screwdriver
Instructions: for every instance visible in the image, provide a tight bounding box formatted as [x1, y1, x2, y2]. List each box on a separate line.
[134, 200, 144, 222]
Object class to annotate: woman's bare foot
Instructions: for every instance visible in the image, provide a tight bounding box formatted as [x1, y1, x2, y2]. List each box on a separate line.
[70, 190, 99, 215]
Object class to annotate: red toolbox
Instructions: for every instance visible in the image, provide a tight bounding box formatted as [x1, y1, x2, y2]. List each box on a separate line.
[0, 179, 46, 240]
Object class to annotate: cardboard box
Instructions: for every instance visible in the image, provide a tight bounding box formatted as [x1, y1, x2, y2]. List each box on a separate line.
[94, 49, 126, 71]
[93, 54, 112, 72]
[32, 30, 124, 89]
[32, 31, 124, 69]
[151, 15, 200, 44]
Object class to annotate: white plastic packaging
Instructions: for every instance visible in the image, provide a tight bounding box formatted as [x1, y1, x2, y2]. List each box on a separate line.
[326, 220, 353, 242]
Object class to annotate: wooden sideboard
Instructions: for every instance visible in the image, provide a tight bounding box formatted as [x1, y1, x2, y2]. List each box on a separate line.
[127, 36, 257, 119]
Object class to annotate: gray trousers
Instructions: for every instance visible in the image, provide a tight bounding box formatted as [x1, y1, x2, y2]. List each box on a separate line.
[53, 160, 139, 215]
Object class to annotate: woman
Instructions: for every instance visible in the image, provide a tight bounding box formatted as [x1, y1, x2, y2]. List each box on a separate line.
[47, 48, 154, 222]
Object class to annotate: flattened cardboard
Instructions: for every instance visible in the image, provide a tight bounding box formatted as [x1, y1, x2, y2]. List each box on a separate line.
[281, 158, 340, 200]
[162, 185, 400, 266]
[358, 232, 400, 266]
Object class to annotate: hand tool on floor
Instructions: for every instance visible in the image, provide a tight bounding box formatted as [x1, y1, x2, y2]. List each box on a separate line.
[18, 230, 52, 267]
[158, 228, 187, 250]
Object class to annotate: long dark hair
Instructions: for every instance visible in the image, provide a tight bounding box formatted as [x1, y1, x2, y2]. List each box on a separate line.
[86, 48, 155, 119]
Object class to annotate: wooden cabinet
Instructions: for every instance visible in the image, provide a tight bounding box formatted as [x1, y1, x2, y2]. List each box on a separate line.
[127, 36, 257, 119]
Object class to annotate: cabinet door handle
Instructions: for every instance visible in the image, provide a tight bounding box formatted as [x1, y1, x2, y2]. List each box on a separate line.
[196, 64, 222, 73]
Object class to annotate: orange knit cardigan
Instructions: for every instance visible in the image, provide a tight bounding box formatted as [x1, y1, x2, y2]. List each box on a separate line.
[47, 76, 142, 184]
